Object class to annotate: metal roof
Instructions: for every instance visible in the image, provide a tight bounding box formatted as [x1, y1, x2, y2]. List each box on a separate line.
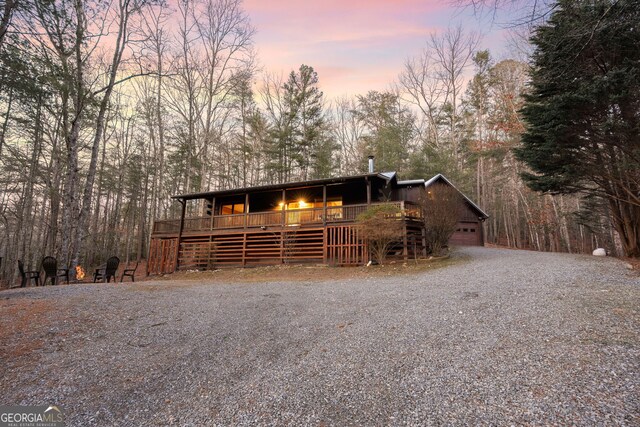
[397, 179, 425, 186]
[172, 172, 397, 200]
[424, 174, 489, 219]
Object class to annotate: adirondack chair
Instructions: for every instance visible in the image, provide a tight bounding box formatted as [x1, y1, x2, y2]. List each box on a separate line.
[120, 262, 138, 282]
[18, 260, 40, 287]
[57, 265, 70, 284]
[41, 256, 58, 286]
[93, 256, 120, 283]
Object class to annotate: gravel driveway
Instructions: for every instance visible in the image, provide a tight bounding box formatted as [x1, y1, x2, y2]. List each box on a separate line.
[1, 247, 638, 426]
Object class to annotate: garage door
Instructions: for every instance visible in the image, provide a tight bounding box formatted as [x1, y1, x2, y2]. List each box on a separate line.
[449, 222, 483, 246]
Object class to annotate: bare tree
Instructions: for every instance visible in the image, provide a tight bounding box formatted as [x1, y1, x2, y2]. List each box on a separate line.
[0, 0, 17, 52]
[430, 25, 480, 169]
[399, 48, 446, 149]
[331, 96, 366, 175]
[421, 184, 462, 256]
[72, 0, 156, 271]
[195, 0, 255, 193]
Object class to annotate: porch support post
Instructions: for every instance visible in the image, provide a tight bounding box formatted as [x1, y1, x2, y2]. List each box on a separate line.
[210, 196, 215, 230]
[322, 185, 327, 225]
[366, 178, 371, 205]
[401, 200, 408, 260]
[175, 198, 186, 272]
[244, 193, 249, 229]
[281, 189, 286, 226]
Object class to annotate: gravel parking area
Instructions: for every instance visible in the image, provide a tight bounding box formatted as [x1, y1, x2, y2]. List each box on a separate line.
[1, 247, 638, 426]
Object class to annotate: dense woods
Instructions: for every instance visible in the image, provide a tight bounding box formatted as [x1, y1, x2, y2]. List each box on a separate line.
[0, 0, 635, 285]
[517, 0, 640, 257]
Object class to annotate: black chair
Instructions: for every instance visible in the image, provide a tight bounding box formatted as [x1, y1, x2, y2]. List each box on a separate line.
[18, 260, 40, 287]
[120, 262, 138, 282]
[93, 256, 120, 283]
[42, 256, 58, 286]
[57, 265, 70, 284]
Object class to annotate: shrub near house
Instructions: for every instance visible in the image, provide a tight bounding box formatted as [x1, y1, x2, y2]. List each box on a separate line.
[356, 204, 405, 264]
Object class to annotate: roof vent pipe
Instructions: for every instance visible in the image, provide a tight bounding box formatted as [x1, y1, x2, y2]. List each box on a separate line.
[368, 155, 375, 173]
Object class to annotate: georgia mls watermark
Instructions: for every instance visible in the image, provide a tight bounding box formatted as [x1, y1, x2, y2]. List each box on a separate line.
[0, 405, 64, 427]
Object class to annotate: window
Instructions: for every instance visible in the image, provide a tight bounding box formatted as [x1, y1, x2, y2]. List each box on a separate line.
[221, 203, 244, 215]
[286, 201, 309, 210]
[279, 197, 342, 210]
[312, 197, 342, 208]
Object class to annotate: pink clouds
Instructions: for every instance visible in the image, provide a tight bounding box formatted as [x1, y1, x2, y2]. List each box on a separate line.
[243, 0, 508, 98]
[243, 0, 453, 97]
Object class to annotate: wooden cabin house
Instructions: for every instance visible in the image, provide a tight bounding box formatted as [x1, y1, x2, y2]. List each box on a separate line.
[147, 171, 487, 275]
[425, 174, 488, 246]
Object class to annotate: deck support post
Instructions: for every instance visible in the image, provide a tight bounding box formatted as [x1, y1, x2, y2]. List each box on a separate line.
[366, 178, 371, 205]
[175, 198, 186, 272]
[403, 223, 408, 261]
[242, 231, 247, 266]
[280, 231, 284, 264]
[401, 201, 408, 260]
[422, 226, 427, 257]
[281, 189, 286, 264]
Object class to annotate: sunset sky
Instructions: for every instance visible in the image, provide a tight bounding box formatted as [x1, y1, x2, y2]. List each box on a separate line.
[243, 0, 515, 99]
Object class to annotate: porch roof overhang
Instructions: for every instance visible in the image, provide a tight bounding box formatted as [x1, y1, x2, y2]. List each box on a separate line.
[172, 172, 397, 201]
[397, 179, 425, 186]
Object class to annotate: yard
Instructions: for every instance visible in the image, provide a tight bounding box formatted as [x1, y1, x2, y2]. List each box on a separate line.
[0, 247, 638, 425]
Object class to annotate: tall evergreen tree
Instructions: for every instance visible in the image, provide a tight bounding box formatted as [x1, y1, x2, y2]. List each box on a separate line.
[355, 91, 414, 173]
[264, 64, 330, 181]
[517, 0, 640, 257]
[285, 64, 327, 179]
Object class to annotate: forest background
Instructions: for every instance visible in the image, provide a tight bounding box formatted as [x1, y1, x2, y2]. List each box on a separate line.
[0, 0, 627, 284]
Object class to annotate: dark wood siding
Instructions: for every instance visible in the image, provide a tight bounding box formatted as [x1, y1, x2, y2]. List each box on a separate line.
[395, 186, 423, 203]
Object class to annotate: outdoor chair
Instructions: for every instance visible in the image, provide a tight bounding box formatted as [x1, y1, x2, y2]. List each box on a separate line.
[93, 256, 120, 283]
[57, 265, 70, 284]
[120, 262, 138, 282]
[42, 256, 58, 286]
[18, 260, 40, 287]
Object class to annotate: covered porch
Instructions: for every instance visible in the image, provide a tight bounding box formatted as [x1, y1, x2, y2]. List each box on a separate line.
[152, 174, 412, 236]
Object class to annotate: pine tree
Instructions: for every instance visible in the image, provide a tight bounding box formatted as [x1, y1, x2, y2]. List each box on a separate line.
[285, 64, 327, 179]
[264, 65, 331, 181]
[516, 0, 640, 257]
[354, 91, 414, 173]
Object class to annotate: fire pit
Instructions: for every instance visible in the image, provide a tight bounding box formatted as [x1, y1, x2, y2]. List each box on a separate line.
[75, 265, 86, 281]
[69, 265, 89, 284]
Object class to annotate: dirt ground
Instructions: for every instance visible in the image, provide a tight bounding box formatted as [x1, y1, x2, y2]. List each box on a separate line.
[153, 255, 459, 284]
[1, 247, 638, 426]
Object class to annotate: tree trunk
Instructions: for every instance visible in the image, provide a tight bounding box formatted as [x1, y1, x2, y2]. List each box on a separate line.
[609, 197, 640, 257]
[72, 0, 132, 269]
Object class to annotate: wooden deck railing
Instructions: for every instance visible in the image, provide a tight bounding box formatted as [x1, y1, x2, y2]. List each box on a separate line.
[152, 201, 422, 234]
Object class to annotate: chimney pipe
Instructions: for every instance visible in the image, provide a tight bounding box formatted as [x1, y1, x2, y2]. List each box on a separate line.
[368, 155, 375, 173]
